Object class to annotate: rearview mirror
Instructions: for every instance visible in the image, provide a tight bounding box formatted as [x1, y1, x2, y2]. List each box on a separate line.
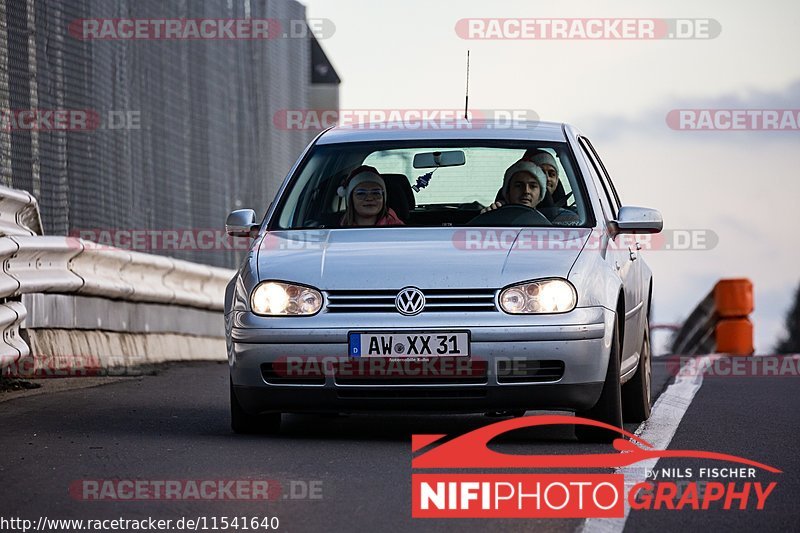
[413, 150, 466, 169]
[611, 206, 663, 234]
[226, 209, 259, 237]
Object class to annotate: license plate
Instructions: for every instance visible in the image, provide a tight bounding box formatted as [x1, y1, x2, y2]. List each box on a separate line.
[348, 331, 470, 357]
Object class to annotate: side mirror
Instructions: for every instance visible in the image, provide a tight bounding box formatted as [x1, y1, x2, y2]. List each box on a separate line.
[226, 209, 259, 237]
[611, 206, 663, 235]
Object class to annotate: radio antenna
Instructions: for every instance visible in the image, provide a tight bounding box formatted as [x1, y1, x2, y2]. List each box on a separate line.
[464, 50, 470, 121]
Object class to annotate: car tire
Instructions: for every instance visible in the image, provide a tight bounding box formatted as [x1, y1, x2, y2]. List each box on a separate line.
[622, 319, 652, 423]
[575, 314, 623, 443]
[230, 380, 281, 434]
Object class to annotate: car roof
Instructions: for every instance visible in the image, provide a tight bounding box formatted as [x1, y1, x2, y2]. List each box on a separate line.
[316, 119, 571, 145]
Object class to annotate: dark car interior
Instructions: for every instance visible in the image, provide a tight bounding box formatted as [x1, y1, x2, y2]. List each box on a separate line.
[281, 144, 587, 229]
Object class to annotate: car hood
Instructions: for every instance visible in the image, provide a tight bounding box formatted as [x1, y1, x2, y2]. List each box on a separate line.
[257, 228, 591, 289]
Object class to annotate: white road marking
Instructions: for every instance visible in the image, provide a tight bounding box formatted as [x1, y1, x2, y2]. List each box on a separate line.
[578, 354, 722, 533]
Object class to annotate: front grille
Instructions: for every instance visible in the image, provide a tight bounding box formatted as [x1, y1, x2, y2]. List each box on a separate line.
[496, 360, 565, 383]
[325, 288, 496, 313]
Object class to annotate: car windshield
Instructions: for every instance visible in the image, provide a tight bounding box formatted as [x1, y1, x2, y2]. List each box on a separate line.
[272, 141, 592, 229]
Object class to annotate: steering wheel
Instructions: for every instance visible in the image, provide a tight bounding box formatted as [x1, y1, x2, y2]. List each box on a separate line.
[467, 204, 552, 226]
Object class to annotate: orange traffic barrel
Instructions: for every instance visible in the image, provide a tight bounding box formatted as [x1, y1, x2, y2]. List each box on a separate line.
[715, 318, 754, 355]
[714, 278, 753, 318]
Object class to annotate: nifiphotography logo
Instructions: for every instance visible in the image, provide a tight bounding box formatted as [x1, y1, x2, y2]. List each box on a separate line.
[411, 415, 781, 518]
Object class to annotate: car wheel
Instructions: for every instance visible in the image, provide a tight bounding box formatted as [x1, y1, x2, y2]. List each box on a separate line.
[230, 379, 281, 434]
[622, 319, 652, 423]
[575, 314, 623, 443]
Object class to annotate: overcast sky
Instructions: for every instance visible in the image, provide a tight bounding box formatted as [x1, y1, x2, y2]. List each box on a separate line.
[301, 0, 800, 353]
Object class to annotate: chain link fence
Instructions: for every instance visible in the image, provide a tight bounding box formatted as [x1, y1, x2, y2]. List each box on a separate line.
[1, 0, 320, 268]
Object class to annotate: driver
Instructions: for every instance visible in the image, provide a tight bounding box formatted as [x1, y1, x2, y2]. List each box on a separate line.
[480, 160, 547, 213]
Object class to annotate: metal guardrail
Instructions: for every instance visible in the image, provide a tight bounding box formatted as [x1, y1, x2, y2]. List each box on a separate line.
[0, 186, 235, 373]
[0, 236, 233, 310]
[3, 236, 85, 295]
[0, 302, 29, 367]
[0, 185, 44, 237]
[671, 279, 754, 356]
[671, 289, 717, 356]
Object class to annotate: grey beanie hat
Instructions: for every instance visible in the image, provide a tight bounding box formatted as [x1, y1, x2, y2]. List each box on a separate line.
[503, 160, 547, 204]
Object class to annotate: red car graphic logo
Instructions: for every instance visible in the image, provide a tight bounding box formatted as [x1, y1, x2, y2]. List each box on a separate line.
[412, 414, 781, 472]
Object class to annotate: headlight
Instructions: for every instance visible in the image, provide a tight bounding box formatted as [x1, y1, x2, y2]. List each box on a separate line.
[250, 281, 322, 316]
[499, 279, 577, 314]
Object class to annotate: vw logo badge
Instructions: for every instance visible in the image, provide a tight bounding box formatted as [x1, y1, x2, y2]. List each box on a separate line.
[395, 287, 425, 316]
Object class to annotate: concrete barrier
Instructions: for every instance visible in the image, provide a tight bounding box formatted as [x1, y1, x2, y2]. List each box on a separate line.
[15, 329, 226, 378]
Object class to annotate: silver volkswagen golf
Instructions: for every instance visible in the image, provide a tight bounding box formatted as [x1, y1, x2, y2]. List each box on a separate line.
[225, 121, 662, 441]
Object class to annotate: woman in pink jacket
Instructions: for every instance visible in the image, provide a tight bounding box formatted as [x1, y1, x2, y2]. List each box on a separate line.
[339, 165, 405, 227]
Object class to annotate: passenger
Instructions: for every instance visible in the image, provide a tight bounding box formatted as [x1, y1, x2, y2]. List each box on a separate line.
[481, 160, 547, 213]
[338, 165, 405, 227]
[522, 149, 580, 224]
[523, 149, 561, 199]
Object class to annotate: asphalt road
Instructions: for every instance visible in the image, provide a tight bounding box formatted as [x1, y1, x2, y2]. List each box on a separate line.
[0, 358, 796, 533]
[624, 363, 799, 532]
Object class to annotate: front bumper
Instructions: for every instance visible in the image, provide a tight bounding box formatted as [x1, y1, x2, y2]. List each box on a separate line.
[228, 306, 615, 414]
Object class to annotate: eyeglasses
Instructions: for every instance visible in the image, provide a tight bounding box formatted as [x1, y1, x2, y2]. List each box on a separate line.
[353, 188, 384, 199]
